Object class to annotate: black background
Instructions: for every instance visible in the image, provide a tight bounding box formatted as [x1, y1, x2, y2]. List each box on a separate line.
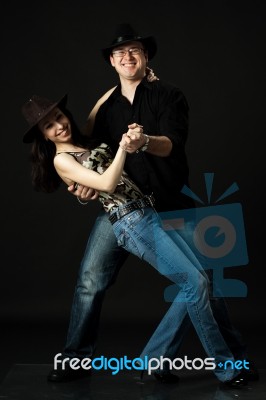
[1, 0, 266, 361]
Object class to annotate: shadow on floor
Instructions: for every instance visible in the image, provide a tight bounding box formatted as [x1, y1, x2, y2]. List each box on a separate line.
[0, 364, 265, 400]
[0, 320, 265, 399]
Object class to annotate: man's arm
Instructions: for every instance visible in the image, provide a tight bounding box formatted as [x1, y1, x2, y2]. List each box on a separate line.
[124, 88, 188, 156]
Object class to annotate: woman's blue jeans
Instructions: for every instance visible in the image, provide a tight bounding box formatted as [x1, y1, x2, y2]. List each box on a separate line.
[63, 210, 246, 380]
[112, 207, 239, 382]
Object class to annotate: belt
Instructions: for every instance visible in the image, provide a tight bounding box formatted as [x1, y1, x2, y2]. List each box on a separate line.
[109, 195, 155, 225]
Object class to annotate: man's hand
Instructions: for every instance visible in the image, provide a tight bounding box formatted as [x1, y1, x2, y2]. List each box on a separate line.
[68, 184, 99, 201]
[124, 123, 146, 153]
[125, 124, 173, 157]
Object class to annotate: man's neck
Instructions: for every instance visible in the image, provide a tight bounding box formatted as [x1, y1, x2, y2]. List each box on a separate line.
[120, 77, 143, 104]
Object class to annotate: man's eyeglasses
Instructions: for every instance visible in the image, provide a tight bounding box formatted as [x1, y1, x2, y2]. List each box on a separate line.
[112, 47, 144, 57]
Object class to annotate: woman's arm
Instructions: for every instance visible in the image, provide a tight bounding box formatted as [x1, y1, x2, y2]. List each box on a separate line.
[54, 135, 128, 194]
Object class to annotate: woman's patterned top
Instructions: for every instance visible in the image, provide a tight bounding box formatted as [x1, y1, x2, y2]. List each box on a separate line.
[66, 143, 144, 212]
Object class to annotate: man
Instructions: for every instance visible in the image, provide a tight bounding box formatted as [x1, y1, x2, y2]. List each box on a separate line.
[48, 23, 258, 384]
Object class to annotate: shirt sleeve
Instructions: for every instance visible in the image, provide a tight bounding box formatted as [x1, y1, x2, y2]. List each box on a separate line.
[157, 87, 189, 148]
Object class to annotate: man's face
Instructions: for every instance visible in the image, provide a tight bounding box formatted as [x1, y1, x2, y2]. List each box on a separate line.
[110, 41, 148, 81]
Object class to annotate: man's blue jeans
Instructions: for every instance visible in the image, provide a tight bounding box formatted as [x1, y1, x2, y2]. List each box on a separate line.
[64, 209, 246, 366]
[64, 210, 128, 358]
[112, 207, 241, 382]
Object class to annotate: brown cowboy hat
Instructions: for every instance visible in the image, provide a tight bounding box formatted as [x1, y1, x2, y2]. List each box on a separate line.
[102, 23, 157, 64]
[21, 94, 68, 143]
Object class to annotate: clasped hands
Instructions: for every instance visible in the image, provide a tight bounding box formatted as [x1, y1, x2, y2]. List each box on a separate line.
[69, 123, 146, 201]
[119, 123, 146, 153]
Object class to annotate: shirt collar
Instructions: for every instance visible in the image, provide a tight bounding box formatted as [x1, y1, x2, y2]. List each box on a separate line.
[112, 75, 153, 98]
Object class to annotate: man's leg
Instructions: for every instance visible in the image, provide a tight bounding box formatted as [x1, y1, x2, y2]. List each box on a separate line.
[48, 211, 128, 381]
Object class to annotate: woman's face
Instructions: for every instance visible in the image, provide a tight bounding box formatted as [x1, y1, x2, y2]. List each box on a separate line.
[38, 107, 71, 143]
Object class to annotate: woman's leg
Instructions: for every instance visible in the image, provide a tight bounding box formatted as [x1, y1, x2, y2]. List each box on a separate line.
[113, 208, 239, 382]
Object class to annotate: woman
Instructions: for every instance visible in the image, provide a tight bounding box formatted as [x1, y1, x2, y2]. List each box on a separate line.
[21, 93, 247, 387]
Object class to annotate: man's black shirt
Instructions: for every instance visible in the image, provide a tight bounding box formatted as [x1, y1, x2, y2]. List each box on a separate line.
[92, 78, 195, 212]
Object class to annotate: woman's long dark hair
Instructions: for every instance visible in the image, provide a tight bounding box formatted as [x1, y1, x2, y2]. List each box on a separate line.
[30, 107, 99, 193]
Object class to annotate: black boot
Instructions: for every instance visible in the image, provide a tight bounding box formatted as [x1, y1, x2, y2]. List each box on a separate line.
[222, 371, 248, 389]
[47, 363, 91, 382]
[242, 360, 260, 381]
[153, 371, 180, 384]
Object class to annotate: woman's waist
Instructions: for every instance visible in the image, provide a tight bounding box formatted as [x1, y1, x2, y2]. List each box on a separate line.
[98, 180, 145, 213]
[108, 194, 155, 225]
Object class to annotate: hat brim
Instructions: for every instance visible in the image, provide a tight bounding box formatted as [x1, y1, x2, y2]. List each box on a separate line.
[22, 94, 68, 143]
[102, 36, 157, 64]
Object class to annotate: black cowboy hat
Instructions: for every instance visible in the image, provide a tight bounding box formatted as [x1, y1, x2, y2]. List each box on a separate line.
[102, 23, 157, 64]
[21, 94, 68, 143]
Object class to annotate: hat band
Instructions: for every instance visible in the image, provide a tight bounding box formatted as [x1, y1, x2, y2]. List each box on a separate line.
[114, 35, 142, 44]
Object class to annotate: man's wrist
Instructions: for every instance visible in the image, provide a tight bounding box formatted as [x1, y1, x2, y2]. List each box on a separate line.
[136, 134, 150, 153]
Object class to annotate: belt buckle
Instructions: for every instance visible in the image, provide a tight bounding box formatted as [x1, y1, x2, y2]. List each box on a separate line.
[120, 207, 128, 218]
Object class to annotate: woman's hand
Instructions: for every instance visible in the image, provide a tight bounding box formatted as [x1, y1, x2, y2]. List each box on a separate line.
[122, 124, 146, 153]
[119, 133, 131, 151]
[146, 67, 159, 82]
